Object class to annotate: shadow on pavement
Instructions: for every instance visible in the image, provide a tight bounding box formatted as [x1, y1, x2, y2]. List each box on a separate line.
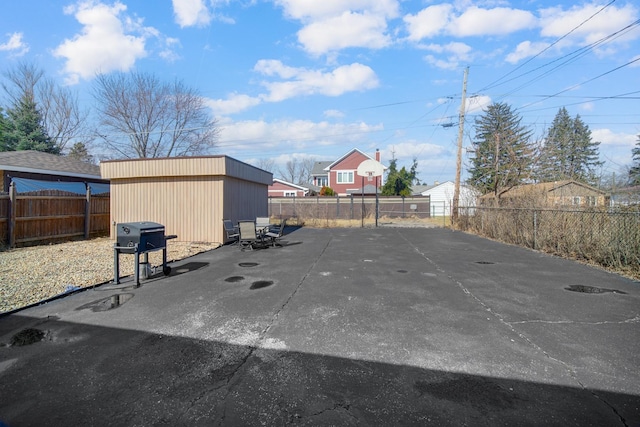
[0, 314, 635, 426]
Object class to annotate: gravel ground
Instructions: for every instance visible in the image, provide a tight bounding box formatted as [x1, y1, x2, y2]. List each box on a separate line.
[0, 238, 220, 313]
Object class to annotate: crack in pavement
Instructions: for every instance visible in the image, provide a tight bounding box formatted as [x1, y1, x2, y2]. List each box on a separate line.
[508, 315, 640, 326]
[401, 231, 630, 427]
[213, 235, 334, 425]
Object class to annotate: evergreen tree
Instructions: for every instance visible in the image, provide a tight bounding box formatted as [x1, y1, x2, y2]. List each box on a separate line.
[67, 142, 94, 164]
[5, 95, 59, 154]
[0, 107, 12, 151]
[381, 158, 417, 196]
[536, 107, 602, 184]
[467, 102, 533, 196]
[630, 135, 640, 185]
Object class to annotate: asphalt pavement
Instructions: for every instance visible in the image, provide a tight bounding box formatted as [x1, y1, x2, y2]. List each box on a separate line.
[1, 226, 639, 426]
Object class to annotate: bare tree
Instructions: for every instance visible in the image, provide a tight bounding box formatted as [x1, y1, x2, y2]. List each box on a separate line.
[255, 158, 276, 174]
[2, 62, 88, 153]
[93, 72, 219, 158]
[277, 156, 316, 184]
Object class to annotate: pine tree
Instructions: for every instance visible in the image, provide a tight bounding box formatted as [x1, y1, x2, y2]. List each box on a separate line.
[67, 142, 94, 164]
[630, 135, 640, 185]
[6, 95, 59, 154]
[381, 158, 417, 196]
[0, 107, 12, 151]
[536, 107, 602, 184]
[467, 102, 533, 196]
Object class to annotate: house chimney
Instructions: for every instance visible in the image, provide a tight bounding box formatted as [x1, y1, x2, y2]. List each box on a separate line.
[375, 148, 380, 162]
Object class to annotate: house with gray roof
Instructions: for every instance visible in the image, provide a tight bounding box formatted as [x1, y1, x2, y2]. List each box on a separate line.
[0, 150, 108, 194]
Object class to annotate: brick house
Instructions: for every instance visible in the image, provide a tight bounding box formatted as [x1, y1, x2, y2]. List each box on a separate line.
[268, 178, 308, 197]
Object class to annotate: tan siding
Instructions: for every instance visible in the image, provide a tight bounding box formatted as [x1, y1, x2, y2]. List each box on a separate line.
[105, 156, 271, 244]
[101, 156, 272, 185]
[110, 176, 224, 243]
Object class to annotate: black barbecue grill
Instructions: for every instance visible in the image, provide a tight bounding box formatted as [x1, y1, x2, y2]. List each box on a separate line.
[113, 221, 177, 286]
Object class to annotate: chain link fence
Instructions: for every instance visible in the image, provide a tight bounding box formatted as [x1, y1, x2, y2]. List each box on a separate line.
[457, 206, 640, 276]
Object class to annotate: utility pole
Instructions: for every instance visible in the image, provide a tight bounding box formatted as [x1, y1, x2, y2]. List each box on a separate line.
[452, 66, 469, 223]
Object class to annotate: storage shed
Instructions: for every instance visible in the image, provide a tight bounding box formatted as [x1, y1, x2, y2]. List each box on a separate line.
[100, 156, 272, 244]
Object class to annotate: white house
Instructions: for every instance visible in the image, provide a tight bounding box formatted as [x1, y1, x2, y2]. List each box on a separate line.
[413, 181, 478, 216]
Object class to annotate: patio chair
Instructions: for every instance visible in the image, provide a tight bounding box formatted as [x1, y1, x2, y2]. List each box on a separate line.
[238, 220, 265, 250]
[256, 216, 271, 233]
[222, 219, 239, 245]
[263, 218, 286, 247]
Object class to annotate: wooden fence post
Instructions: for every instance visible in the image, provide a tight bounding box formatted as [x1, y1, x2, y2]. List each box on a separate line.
[84, 183, 91, 239]
[8, 181, 16, 248]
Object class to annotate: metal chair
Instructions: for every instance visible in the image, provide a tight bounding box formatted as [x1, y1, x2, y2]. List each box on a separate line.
[256, 216, 271, 233]
[222, 219, 239, 245]
[263, 218, 286, 247]
[238, 220, 265, 250]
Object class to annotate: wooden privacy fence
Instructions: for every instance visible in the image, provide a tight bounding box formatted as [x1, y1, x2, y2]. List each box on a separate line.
[268, 195, 431, 221]
[0, 182, 110, 248]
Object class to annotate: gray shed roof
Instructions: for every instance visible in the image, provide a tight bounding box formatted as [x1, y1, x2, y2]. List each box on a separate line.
[0, 150, 102, 179]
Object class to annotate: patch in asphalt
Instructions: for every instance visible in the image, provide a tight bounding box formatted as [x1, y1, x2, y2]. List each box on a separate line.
[565, 285, 627, 294]
[239, 262, 259, 268]
[10, 328, 46, 346]
[75, 293, 134, 312]
[225, 276, 245, 283]
[475, 261, 495, 265]
[397, 269, 408, 273]
[250, 280, 274, 290]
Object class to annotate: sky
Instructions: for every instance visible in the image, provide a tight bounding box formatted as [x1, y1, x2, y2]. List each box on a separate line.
[1, 0, 639, 186]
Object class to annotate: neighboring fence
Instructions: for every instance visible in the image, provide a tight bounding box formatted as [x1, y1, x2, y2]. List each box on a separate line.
[269, 195, 431, 222]
[0, 182, 110, 248]
[457, 206, 640, 272]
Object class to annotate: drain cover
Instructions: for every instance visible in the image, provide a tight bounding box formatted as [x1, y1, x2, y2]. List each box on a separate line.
[225, 276, 244, 283]
[239, 262, 259, 268]
[250, 280, 274, 290]
[565, 285, 626, 294]
[10, 328, 45, 346]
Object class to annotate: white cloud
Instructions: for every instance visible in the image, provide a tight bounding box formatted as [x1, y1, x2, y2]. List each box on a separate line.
[255, 60, 379, 102]
[0, 32, 29, 56]
[423, 42, 472, 70]
[216, 118, 385, 155]
[207, 61, 379, 116]
[539, 3, 639, 46]
[172, 0, 211, 28]
[404, 5, 535, 41]
[465, 95, 492, 113]
[449, 7, 536, 37]
[274, 0, 398, 55]
[592, 129, 637, 148]
[403, 4, 453, 41]
[206, 93, 262, 116]
[324, 109, 345, 119]
[53, 1, 147, 84]
[297, 11, 392, 55]
[275, 0, 399, 21]
[505, 40, 550, 63]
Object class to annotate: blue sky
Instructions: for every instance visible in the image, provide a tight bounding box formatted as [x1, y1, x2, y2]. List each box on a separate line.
[1, 0, 639, 185]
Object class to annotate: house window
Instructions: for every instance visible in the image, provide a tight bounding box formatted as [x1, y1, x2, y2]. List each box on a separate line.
[284, 191, 296, 197]
[316, 176, 328, 187]
[587, 196, 596, 206]
[336, 171, 354, 184]
[572, 196, 581, 206]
